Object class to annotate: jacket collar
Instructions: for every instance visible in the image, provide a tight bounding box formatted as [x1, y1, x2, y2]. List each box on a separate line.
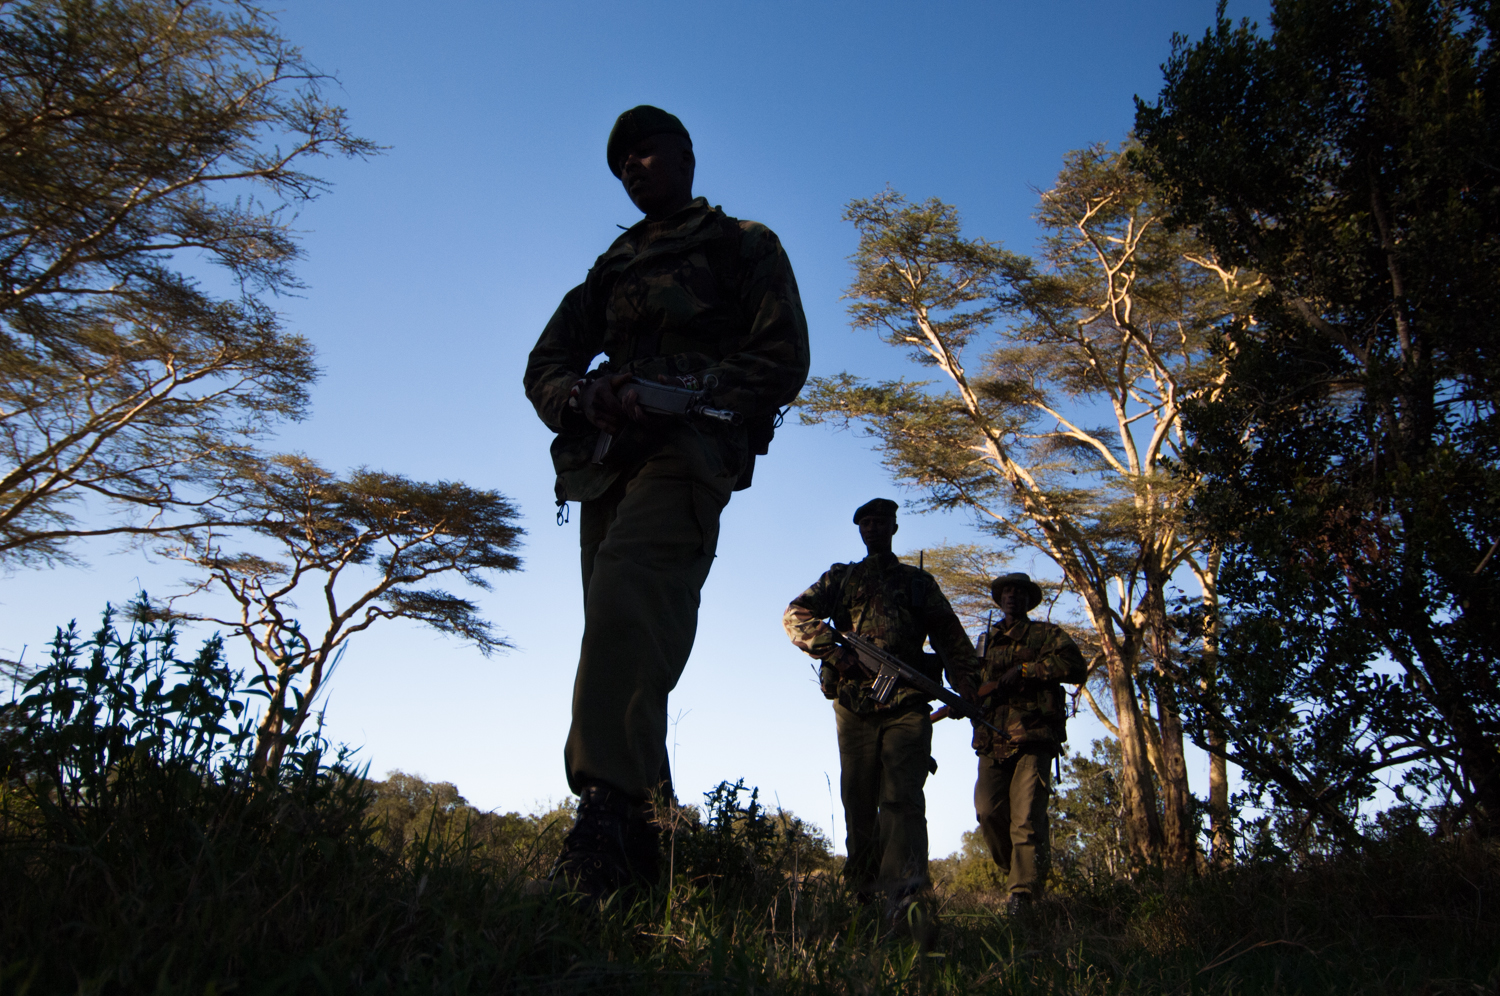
[627, 196, 712, 242]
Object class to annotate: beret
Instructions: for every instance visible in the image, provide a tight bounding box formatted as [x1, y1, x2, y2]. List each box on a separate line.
[853, 498, 899, 524]
[607, 105, 691, 178]
[990, 572, 1044, 611]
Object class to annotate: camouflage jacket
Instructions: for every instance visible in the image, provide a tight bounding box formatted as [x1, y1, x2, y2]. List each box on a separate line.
[783, 552, 978, 715]
[523, 197, 810, 502]
[971, 617, 1088, 759]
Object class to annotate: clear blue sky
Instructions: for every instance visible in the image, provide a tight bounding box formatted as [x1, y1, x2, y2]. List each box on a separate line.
[0, 0, 1268, 857]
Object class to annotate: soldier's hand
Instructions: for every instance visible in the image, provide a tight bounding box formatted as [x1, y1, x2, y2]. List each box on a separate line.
[581, 373, 646, 433]
[996, 665, 1024, 692]
[829, 645, 860, 675]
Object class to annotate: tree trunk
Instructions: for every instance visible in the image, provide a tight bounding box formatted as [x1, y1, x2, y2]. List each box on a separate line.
[1154, 679, 1198, 875]
[1198, 549, 1234, 866]
[1141, 574, 1199, 876]
[1085, 603, 1164, 862]
[1207, 727, 1233, 866]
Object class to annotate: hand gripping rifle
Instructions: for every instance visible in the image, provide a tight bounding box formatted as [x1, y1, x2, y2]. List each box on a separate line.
[592, 378, 743, 464]
[837, 630, 1005, 737]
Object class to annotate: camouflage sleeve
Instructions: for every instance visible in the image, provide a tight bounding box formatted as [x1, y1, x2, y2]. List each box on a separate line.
[782, 568, 841, 660]
[919, 576, 980, 695]
[702, 222, 810, 418]
[1023, 625, 1088, 684]
[523, 280, 603, 431]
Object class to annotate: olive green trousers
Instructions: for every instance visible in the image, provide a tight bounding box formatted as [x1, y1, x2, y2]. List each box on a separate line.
[974, 748, 1053, 897]
[564, 427, 736, 801]
[834, 701, 932, 894]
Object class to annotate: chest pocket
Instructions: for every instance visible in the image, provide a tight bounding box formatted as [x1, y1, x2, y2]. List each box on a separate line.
[831, 564, 926, 633]
[599, 216, 747, 367]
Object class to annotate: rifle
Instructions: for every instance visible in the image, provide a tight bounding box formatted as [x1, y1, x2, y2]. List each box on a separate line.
[592, 378, 743, 464]
[930, 680, 1000, 722]
[837, 630, 1005, 737]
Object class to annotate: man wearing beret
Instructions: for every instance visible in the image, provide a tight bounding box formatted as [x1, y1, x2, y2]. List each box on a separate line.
[783, 499, 979, 905]
[970, 573, 1088, 911]
[524, 106, 810, 896]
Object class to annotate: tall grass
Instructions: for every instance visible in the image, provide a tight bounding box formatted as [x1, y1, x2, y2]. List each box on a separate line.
[2, 607, 1496, 994]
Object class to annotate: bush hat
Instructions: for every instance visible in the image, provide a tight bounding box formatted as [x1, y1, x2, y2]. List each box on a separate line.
[990, 572, 1044, 611]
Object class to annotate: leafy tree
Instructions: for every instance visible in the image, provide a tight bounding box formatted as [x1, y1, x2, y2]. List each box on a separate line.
[805, 149, 1254, 868]
[364, 770, 575, 879]
[158, 454, 523, 775]
[1137, 0, 1500, 840]
[929, 827, 1005, 894]
[1050, 738, 1139, 887]
[0, 0, 373, 566]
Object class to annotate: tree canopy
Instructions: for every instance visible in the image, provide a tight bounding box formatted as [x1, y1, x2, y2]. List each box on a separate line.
[1137, 0, 1500, 839]
[0, 0, 374, 565]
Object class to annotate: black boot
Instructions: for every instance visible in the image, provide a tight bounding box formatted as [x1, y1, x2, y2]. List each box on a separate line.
[549, 784, 660, 899]
[549, 784, 632, 899]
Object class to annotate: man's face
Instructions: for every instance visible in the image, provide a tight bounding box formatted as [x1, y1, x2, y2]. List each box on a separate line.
[857, 514, 897, 551]
[620, 133, 694, 218]
[996, 585, 1025, 619]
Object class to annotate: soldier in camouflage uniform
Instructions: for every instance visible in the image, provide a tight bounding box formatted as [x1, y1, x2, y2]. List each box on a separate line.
[524, 105, 810, 896]
[783, 499, 978, 900]
[970, 572, 1087, 909]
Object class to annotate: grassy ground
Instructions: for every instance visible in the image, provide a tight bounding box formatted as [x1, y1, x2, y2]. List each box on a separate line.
[1, 760, 1495, 994]
[1, 613, 1495, 994]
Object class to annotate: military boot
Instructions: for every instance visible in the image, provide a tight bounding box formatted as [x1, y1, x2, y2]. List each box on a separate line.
[549, 784, 661, 900]
[549, 784, 634, 899]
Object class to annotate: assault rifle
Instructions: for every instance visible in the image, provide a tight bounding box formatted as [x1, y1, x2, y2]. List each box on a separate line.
[592, 378, 743, 464]
[837, 630, 1004, 737]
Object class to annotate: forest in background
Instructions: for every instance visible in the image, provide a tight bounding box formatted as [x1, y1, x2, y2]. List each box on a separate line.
[1, 0, 1497, 991]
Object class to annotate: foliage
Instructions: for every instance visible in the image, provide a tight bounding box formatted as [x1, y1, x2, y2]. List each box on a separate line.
[365, 769, 574, 882]
[0, 0, 374, 566]
[806, 153, 1255, 867]
[157, 453, 524, 774]
[0, 598, 254, 802]
[2, 608, 1497, 993]
[1136, 0, 1500, 840]
[1051, 739, 1136, 887]
[929, 827, 1004, 894]
[668, 777, 837, 896]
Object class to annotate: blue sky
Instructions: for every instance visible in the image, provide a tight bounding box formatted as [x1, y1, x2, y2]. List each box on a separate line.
[0, 0, 1269, 857]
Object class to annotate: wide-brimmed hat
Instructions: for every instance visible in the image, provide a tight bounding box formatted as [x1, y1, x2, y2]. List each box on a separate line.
[990, 572, 1043, 611]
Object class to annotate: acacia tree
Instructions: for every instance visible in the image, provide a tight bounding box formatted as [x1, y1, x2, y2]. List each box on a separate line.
[0, 0, 374, 566]
[803, 149, 1254, 868]
[160, 455, 523, 775]
[1137, 0, 1500, 840]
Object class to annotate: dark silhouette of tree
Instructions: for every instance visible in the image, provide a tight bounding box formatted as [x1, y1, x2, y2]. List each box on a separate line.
[162, 455, 522, 775]
[1138, 0, 1500, 841]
